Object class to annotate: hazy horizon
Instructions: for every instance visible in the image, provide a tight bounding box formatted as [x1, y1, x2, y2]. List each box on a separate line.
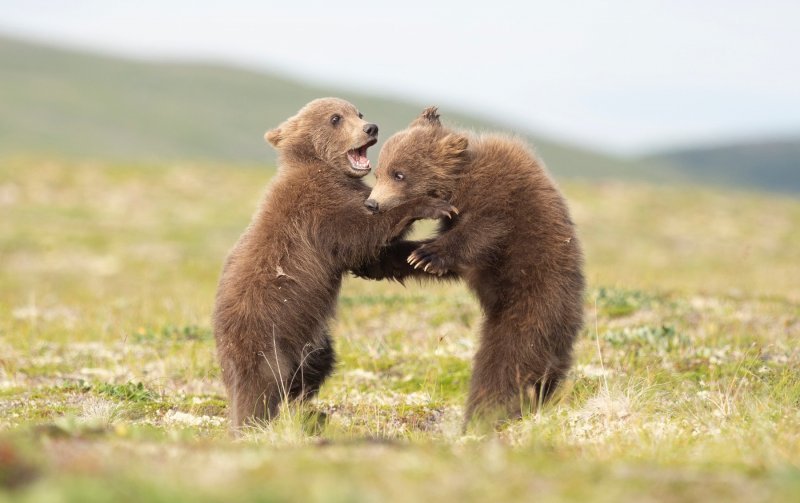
[2, 0, 799, 154]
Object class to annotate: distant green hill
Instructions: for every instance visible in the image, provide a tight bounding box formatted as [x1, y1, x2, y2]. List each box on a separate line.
[646, 139, 800, 193]
[0, 35, 674, 181]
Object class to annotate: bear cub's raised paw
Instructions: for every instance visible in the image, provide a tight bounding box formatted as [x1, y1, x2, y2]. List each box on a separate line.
[420, 201, 459, 221]
[407, 242, 451, 276]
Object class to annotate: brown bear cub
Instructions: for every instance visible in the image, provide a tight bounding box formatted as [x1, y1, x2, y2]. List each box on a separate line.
[361, 107, 585, 426]
[214, 98, 456, 429]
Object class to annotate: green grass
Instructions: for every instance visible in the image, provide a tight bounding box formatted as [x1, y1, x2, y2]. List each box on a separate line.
[1, 159, 799, 501]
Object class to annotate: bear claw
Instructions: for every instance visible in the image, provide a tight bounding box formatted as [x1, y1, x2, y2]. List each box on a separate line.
[408, 246, 449, 276]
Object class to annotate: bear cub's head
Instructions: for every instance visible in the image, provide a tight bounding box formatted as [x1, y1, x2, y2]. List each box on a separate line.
[265, 97, 378, 178]
[366, 107, 469, 213]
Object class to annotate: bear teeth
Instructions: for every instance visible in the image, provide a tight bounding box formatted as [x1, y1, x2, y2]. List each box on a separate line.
[348, 150, 370, 171]
[348, 139, 375, 172]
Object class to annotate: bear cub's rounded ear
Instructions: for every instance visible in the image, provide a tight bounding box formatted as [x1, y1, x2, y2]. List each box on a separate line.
[265, 128, 282, 147]
[266, 117, 299, 148]
[439, 133, 469, 155]
[436, 133, 469, 168]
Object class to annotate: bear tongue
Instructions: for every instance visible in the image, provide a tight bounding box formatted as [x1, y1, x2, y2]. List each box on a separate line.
[357, 146, 369, 163]
[348, 148, 370, 170]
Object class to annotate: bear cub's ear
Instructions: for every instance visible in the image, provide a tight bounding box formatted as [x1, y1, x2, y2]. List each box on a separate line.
[265, 128, 283, 147]
[439, 133, 468, 155]
[437, 133, 469, 167]
[410, 106, 441, 128]
[265, 118, 299, 148]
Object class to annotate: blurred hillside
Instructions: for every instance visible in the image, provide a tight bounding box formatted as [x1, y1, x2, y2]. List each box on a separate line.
[0, 35, 671, 181]
[3, 35, 798, 193]
[646, 138, 800, 193]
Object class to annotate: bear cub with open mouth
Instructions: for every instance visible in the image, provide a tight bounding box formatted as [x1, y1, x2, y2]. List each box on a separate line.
[214, 98, 457, 429]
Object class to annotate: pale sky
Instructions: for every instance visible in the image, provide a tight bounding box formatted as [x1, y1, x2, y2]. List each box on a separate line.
[2, 0, 799, 153]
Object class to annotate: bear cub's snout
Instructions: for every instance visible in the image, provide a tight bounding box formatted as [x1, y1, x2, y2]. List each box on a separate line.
[364, 199, 379, 213]
[363, 123, 378, 137]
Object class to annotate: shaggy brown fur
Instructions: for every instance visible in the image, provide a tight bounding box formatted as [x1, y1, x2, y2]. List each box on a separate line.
[213, 98, 456, 429]
[358, 107, 585, 426]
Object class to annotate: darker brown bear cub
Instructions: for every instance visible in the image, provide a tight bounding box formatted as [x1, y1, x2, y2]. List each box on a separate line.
[214, 98, 456, 429]
[361, 107, 585, 426]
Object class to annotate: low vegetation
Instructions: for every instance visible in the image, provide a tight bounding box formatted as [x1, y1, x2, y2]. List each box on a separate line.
[1, 159, 798, 501]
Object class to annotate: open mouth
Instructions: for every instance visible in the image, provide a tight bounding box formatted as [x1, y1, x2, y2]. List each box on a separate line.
[347, 138, 377, 172]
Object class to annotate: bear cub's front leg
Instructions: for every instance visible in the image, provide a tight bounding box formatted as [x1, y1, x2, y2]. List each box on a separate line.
[407, 214, 503, 277]
[352, 240, 422, 282]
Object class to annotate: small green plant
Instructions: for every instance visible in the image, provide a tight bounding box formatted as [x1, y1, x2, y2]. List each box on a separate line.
[95, 382, 159, 403]
[594, 287, 655, 317]
[603, 324, 687, 352]
[132, 324, 212, 343]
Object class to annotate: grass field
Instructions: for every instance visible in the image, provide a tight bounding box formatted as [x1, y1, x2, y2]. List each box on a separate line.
[1, 158, 799, 502]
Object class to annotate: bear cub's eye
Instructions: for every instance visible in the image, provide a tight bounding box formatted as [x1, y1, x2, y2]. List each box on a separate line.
[393, 172, 405, 181]
[358, 112, 364, 119]
[330, 114, 341, 126]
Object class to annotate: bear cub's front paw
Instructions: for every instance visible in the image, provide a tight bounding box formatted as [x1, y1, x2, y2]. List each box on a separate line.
[407, 243, 450, 276]
[419, 199, 459, 221]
